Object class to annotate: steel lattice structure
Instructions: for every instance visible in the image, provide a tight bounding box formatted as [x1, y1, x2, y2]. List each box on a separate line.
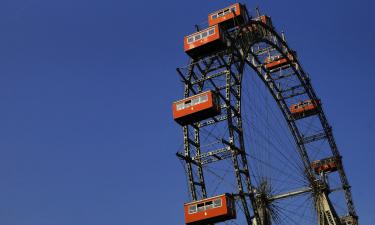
[175, 5, 358, 225]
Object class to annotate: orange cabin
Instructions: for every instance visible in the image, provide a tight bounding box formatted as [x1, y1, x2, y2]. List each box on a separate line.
[311, 157, 339, 174]
[257, 15, 273, 27]
[290, 99, 320, 120]
[242, 15, 272, 33]
[184, 194, 236, 225]
[172, 90, 221, 126]
[208, 3, 247, 29]
[264, 53, 294, 70]
[184, 25, 227, 59]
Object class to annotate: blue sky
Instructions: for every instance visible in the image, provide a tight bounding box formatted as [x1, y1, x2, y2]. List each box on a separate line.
[0, 0, 374, 224]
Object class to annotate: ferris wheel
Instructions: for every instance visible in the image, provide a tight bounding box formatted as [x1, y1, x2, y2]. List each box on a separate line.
[172, 3, 358, 225]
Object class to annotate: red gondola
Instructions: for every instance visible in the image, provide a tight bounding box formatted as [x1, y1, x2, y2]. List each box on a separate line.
[184, 25, 228, 59]
[257, 15, 273, 27]
[311, 157, 339, 174]
[208, 3, 247, 29]
[240, 15, 273, 38]
[290, 99, 320, 120]
[172, 90, 221, 126]
[264, 53, 294, 70]
[184, 194, 236, 225]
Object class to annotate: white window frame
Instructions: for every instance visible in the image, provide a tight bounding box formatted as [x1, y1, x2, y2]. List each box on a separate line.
[176, 103, 185, 111]
[199, 94, 208, 103]
[191, 97, 200, 106]
[188, 205, 197, 214]
[187, 37, 194, 44]
[213, 198, 222, 208]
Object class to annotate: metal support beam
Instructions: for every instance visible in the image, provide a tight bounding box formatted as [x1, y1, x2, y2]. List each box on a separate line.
[268, 187, 313, 201]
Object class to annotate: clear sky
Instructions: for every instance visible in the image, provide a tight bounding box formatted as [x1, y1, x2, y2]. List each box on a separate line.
[0, 0, 374, 224]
